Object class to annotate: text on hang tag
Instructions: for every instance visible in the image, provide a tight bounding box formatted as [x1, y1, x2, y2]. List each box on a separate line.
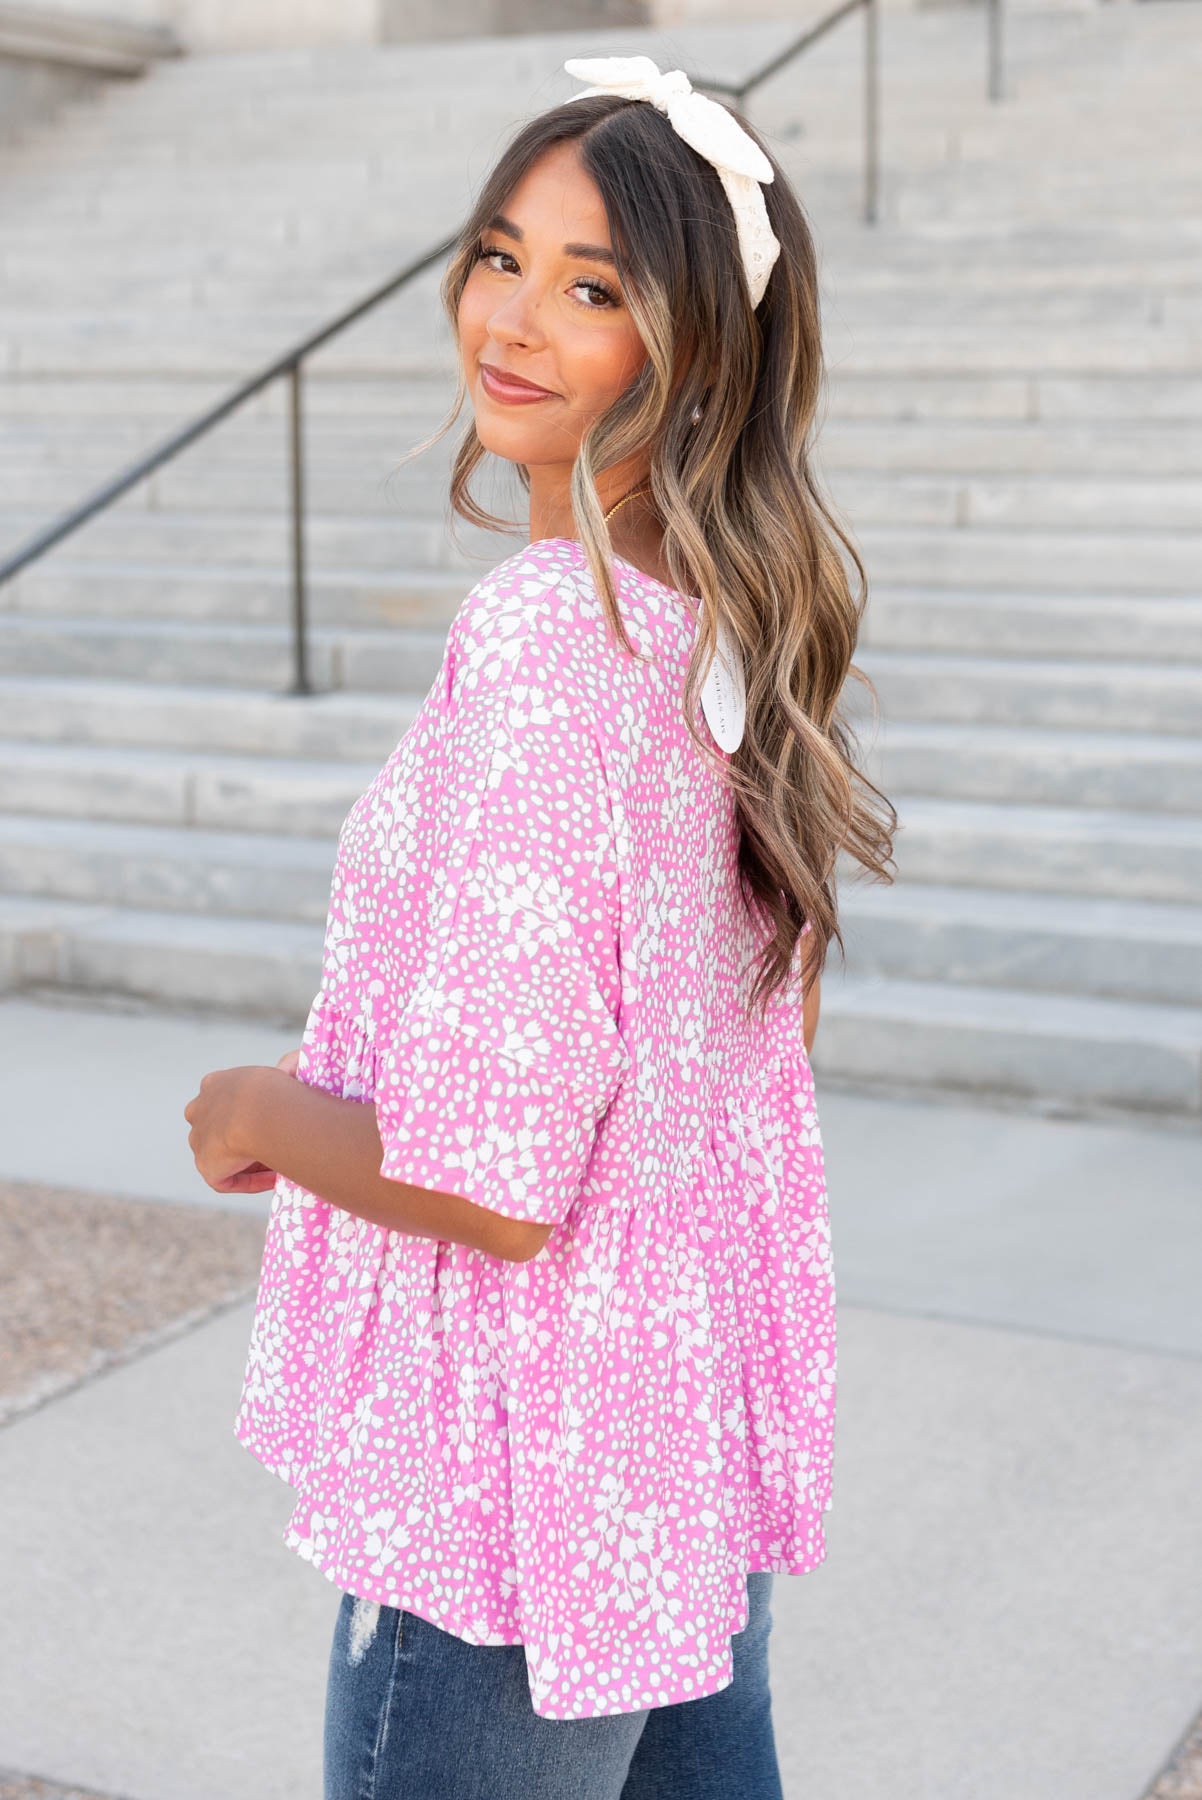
[699, 610, 747, 753]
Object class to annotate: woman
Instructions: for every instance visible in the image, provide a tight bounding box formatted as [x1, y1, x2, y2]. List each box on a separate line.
[185, 52, 895, 1800]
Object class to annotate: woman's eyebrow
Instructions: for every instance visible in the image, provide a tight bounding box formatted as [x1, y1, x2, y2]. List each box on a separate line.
[485, 212, 617, 266]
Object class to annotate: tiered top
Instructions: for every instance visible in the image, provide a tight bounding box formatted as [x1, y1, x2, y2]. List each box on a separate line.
[233, 536, 836, 1721]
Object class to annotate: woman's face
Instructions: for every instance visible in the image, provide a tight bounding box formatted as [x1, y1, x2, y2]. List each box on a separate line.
[457, 141, 650, 471]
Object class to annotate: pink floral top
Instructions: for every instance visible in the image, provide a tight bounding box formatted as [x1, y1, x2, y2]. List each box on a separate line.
[233, 536, 836, 1721]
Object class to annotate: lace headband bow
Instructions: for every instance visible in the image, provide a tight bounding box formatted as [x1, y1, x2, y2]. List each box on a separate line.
[561, 54, 782, 310]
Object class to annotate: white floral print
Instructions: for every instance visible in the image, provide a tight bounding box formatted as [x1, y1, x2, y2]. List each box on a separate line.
[233, 538, 836, 1719]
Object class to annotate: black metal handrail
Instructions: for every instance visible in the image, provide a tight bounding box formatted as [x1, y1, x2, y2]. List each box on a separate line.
[0, 7, 1007, 694]
[711, 0, 1008, 222]
[988, 0, 1006, 103]
[0, 233, 455, 695]
[702, 0, 882, 225]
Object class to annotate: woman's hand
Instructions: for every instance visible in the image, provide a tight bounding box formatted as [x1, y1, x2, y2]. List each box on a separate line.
[183, 1047, 303, 1195]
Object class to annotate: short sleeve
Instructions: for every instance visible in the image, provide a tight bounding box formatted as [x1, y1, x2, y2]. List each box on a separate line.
[373, 574, 631, 1229]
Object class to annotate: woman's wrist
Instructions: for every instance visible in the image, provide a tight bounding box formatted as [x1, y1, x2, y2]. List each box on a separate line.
[234, 1062, 297, 1166]
[237, 1064, 383, 1217]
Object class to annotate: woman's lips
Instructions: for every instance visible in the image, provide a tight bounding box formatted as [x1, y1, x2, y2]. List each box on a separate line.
[479, 362, 557, 405]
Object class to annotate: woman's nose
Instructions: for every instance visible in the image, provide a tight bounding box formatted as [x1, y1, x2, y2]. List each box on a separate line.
[487, 284, 543, 344]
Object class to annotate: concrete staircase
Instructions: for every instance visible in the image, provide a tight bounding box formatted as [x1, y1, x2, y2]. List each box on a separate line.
[0, 6, 1199, 1123]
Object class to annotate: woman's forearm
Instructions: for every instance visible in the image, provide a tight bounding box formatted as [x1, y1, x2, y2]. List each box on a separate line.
[239, 1067, 524, 1262]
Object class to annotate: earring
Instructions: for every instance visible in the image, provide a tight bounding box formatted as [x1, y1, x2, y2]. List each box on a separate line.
[690, 402, 704, 424]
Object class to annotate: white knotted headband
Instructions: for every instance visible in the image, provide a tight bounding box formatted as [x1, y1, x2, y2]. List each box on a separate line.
[562, 54, 782, 310]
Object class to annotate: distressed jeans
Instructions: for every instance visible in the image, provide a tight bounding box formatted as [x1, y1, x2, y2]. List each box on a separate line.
[323, 1571, 783, 1800]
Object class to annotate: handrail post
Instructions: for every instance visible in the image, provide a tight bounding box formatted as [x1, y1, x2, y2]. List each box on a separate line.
[865, 0, 880, 224]
[286, 357, 314, 697]
[693, 0, 883, 228]
[988, 0, 1004, 101]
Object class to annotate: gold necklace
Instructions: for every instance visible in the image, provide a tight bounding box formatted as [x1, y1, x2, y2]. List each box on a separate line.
[603, 478, 653, 524]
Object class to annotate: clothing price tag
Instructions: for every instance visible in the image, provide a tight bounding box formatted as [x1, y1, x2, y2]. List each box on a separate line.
[699, 610, 746, 752]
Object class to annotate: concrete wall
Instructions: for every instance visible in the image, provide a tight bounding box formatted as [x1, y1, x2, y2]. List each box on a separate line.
[176, 0, 377, 50]
[10, 0, 1061, 61]
[0, 51, 100, 144]
[10, 0, 162, 20]
[653, 0, 957, 20]
[4, 0, 651, 52]
[381, 0, 649, 43]
[3, 0, 372, 47]
[0, 3, 181, 139]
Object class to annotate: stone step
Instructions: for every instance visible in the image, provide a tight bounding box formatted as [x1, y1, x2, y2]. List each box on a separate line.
[860, 588, 1202, 661]
[0, 459, 477, 521]
[2, 321, 453, 380]
[4, 337, 446, 386]
[888, 795, 1202, 903]
[817, 325, 1202, 375]
[956, 474, 1202, 531]
[0, 373, 453, 421]
[855, 525, 1201, 595]
[834, 261, 1202, 301]
[838, 880, 1202, 1005]
[4, 563, 473, 627]
[0, 813, 336, 923]
[867, 720, 1202, 816]
[895, 185, 1202, 229]
[0, 419, 455, 457]
[0, 200, 448, 238]
[0, 245, 422, 286]
[0, 505, 491, 571]
[0, 613, 450, 694]
[811, 973, 1202, 1119]
[0, 739, 379, 837]
[0, 894, 321, 1019]
[0, 675, 410, 760]
[857, 648, 1202, 733]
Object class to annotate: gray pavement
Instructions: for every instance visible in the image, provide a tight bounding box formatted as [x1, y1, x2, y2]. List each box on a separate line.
[0, 991, 1200, 1798]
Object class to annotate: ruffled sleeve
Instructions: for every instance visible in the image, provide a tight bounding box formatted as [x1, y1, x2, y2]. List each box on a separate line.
[373, 574, 632, 1228]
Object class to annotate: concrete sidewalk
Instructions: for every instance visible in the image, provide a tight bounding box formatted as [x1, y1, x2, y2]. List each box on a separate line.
[1, 991, 1200, 1800]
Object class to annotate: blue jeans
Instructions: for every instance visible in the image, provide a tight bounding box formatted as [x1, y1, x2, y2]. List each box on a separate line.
[324, 1572, 782, 1799]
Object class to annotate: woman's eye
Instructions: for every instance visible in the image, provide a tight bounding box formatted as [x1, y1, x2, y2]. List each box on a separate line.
[571, 278, 618, 310]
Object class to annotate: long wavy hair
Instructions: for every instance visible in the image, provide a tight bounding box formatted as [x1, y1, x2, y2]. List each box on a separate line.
[393, 86, 897, 1020]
